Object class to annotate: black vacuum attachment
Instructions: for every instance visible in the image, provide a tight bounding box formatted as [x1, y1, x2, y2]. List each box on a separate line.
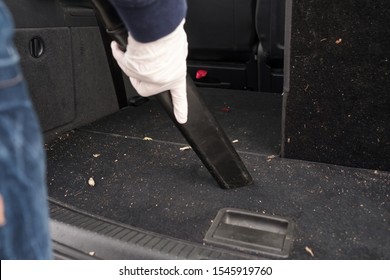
[90, 0, 253, 189]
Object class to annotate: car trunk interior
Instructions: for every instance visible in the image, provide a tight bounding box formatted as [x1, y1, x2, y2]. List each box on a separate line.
[45, 88, 388, 259]
[5, 0, 389, 259]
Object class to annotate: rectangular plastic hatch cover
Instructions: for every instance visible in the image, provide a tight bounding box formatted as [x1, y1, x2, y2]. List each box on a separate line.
[204, 208, 295, 258]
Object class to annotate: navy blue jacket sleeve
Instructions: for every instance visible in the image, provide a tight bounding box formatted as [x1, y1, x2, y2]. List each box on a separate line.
[108, 0, 187, 43]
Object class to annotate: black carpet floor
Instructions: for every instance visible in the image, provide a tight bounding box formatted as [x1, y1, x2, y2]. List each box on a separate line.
[46, 89, 390, 259]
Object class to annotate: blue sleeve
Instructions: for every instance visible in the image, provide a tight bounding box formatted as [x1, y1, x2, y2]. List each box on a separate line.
[108, 0, 187, 43]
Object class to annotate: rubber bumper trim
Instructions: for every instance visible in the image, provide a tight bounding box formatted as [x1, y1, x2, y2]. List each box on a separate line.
[49, 199, 263, 260]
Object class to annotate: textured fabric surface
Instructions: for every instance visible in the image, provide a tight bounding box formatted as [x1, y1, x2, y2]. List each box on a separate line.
[0, 0, 51, 259]
[46, 89, 389, 259]
[283, 0, 390, 171]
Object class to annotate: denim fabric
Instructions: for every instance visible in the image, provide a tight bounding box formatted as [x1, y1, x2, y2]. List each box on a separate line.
[0, 0, 52, 259]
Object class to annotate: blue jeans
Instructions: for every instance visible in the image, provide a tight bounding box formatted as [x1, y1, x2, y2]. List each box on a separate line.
[0, 0, 52, 259]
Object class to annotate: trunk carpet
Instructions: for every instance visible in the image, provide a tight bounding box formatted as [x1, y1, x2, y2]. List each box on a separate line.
[46, 88, 390, 259]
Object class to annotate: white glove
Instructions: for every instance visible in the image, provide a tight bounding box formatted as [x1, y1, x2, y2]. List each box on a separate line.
[111, 19, 188, 124]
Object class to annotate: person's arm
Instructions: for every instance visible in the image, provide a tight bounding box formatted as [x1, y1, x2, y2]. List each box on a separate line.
[109, 0, 188, 124]
[108, 0, 187, 42]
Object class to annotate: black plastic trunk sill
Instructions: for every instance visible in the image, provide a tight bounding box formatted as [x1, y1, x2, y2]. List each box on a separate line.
[52, 240, 100, 260]
[204, 208, 295, 258]
[49, 199, 264, 260]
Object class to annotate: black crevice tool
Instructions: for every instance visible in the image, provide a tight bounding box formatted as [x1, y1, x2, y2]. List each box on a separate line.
[90, 0, 253, 189]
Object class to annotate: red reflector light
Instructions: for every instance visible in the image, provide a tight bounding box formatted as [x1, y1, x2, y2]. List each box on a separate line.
[196, 69, 208, 79]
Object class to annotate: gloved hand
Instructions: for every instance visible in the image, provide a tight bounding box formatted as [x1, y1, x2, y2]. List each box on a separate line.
[111, 19, 188, 124]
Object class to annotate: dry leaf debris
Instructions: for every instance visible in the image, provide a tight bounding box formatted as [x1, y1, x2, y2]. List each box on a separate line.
[267, 155, 277, 162]
[305, 246, 315, 257]
[88, 177, 95, 187]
